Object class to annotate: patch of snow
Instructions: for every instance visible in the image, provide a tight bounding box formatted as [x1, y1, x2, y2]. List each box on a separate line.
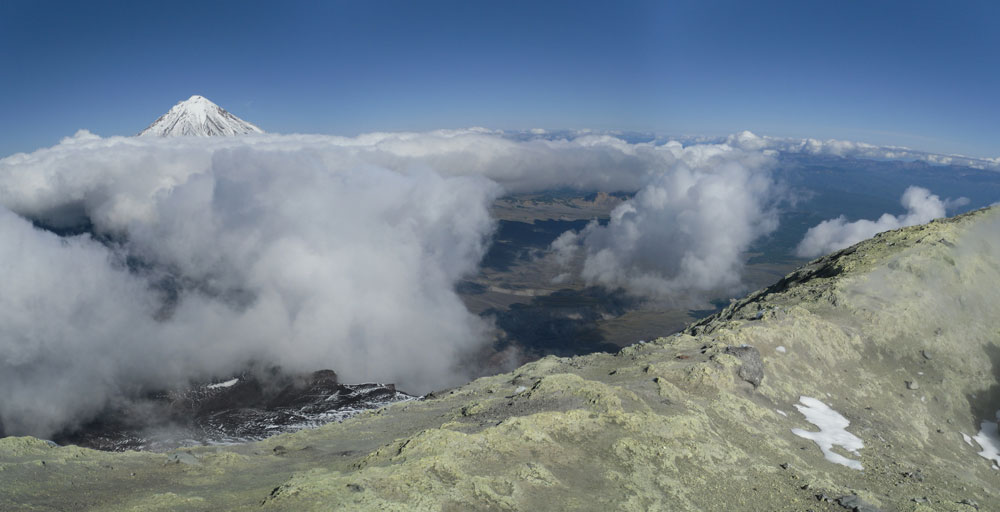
[283, 392, 417, 433]
[514, 386, 527, 394]
[972, 411, 1000, 468]
[775, 346, 786, 353]
[206, 378, 239, 389]
[776, 409, 788, 417]
[791, 396, 864, 470]
[963, 432, 974, 446]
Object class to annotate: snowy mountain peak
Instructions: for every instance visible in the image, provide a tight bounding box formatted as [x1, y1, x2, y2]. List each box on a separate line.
[138, 95, 264, 137]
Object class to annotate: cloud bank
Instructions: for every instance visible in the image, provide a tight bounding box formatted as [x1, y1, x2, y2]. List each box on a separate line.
[550, 142, 782, 301]
[795, 186, 969, 258]
[0, 128, 788, 437]
[725, 130, 1000, 171]
[0, 131, 505, 436]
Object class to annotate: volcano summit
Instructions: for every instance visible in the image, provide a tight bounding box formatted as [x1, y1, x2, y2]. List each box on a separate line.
[137, 95, 264, 137]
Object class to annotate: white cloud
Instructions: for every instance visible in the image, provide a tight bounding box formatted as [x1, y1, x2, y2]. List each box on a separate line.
[0, 132, 503, 437]
[0, 128, 796, 437]
[725, 130, 1000, 171]
[550, 141, 783, 301]
[0, 206, 165, 436]
[795, 186, 968, 258]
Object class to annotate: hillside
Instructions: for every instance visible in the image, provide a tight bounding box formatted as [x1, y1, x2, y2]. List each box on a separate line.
[2, 206, 999, 511]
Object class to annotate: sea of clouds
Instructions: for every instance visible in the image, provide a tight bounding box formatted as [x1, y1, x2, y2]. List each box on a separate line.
[0, 127, 978, 437]
[723, 130, 1000, 171]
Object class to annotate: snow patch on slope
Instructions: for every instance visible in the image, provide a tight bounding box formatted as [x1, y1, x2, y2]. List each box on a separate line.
[972, 411, 1000, 469]
[791, 396, 864, 470]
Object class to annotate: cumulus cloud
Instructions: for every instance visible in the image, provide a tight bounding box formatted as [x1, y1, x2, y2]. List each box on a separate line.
[0, 131, 504, 437]
[795, 186, 969, 258]
[0, 206, 166, 436]
[550, 141, 783, 301]
[0, 128, 793, 437]
[347, 130, 664, 193]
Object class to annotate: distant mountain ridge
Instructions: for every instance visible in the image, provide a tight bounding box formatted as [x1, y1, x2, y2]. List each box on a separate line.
[138, 95, 264, 137]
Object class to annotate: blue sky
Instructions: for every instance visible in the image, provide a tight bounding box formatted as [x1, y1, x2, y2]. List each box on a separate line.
[1, 0, 997, 158]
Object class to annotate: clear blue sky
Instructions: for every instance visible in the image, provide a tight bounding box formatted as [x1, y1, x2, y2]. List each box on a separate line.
[1, 0, 997, 158]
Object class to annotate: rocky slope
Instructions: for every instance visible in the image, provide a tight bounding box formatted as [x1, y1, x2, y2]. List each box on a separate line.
[52, 370, 412, 452]
[2, 206, 999, 511]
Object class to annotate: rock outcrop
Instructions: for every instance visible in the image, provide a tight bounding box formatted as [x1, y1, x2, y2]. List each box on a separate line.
[51, 370, 411, 452]
[2, 206, 999, 511]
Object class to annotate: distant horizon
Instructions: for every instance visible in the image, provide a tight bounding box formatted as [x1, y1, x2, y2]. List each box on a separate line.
[14, 108, 999, 170]
[2, 1, 998, 159]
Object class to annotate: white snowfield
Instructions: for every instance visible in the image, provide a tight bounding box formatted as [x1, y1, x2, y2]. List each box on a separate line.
[791, 396, 865, 470]
[138, 95, 264, 137]
[972, 410, 1000, 469]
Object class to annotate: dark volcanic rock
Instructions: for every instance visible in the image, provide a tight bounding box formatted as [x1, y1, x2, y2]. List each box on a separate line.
[53, 369, 412, 451]
[836, 494, 882, 512]
[724, 345, 765, 388]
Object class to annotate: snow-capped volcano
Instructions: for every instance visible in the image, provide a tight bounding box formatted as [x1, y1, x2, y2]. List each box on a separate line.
[138, 95, 264, 137]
